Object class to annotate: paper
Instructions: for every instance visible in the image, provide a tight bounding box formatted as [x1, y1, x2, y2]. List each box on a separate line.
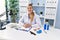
[12, 24, 32, 32]
[10, 23, 40, 32]
[17, 26, 31, 31]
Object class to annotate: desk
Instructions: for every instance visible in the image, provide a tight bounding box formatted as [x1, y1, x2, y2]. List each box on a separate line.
[0, 23, 60, 40]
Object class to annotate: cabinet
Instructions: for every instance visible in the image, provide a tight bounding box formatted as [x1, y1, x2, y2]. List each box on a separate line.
[19, 0, 58, 27]
[19, 0, 29, 18]
[45, 0, 58, 27]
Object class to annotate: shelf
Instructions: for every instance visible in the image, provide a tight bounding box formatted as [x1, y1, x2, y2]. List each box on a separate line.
[19, 4, 28, 7]
[19, 0, 28, 3]
[33, 5, 45, 7]
[19, 5, 45, 7]
[44, 17, 55, 19]
[20, 5, 27, 7]
[39, 16, 44, 18]
[20, 5, 45, 7]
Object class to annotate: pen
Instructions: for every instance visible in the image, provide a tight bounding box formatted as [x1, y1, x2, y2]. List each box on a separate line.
[30, 31, 36, 35]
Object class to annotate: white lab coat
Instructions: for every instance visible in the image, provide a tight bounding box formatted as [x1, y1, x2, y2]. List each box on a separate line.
[19, 12, 42, 28]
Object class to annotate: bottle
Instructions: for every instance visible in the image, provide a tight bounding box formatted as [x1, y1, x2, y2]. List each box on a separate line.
[44, 24, 46, 30]
[44, 20, 49, 30]
[46, 22, 49, 30]
[47, 24, 49, 30]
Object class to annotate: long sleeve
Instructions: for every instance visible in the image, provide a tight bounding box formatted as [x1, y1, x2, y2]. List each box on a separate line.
[32, 15, 42, 28]
[35, 16, 42, 27]
[19, 15, 24, 26]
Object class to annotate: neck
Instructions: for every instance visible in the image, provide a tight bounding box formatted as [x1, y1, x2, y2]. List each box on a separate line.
[28, 12, 34, 15]
[28, 12, 34, 22]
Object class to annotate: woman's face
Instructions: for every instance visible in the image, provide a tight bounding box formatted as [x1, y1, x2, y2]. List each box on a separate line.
[27, 6, 33, 14]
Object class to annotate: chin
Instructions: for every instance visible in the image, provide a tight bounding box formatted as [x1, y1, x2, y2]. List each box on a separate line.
[28, 12, 31, 14]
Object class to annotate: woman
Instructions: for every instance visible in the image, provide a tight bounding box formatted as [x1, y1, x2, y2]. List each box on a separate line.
[19, 4, 42, 30]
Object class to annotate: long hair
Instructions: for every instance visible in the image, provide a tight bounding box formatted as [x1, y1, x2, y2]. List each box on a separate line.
[28, 4, 34, 22]
[30, 12, 34, 22]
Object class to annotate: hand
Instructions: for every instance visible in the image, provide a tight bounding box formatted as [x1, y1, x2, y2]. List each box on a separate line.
[37, 28, 40, 30]
[23, 23, 31, 28]
[33, 28, 40, 31]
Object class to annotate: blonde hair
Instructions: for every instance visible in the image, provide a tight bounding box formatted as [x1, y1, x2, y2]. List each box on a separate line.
[30, 12, 34, 22]
[28, 4, 34, 22]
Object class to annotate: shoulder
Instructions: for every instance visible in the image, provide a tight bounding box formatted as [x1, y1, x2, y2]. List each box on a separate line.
[22, 13, 28, 17]
[33, 11, 40, 18]
[34, 13, 40, 18]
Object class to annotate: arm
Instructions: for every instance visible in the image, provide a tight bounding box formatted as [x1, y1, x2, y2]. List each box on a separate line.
[32, 15, 42, 28]
[19, 15, 31, 28]
[31, 15, 42, 31]
[19, 15, 24, 26]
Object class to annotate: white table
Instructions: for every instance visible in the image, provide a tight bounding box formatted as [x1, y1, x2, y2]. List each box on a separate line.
[0, 15, 6, 21]
[0, 23, 60, 40]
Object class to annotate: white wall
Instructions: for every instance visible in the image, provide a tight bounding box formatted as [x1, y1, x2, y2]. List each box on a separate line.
[0, 0, 6, 20]
[55, 0, 60, 29]
[0, 0, 5, 15]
